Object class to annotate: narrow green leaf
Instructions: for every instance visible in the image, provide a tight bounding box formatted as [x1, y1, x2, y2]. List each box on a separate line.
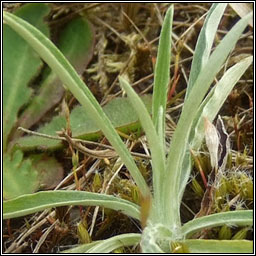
[177, 150, 191, 202]
[178, 56, 252, 200]
[181, 210, 253, 238]
[184, 239, 253, 253]
[86, 233, 141, 253]
[62, 241, 101, 253]
[62, 233, 141, 253]
[190, 56, 253, 150]
[152, 5, 173, 141]
[119, 76, 165, 223]
[3, 190, 141, 220]
[3, 3, 50, 152]
[3, 11, 150, 198]
[186, 3, 227, 99]
[164, 12, 252, 227]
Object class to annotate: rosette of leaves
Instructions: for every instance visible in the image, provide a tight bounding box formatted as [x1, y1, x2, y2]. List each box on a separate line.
[3, 3, 253, 253]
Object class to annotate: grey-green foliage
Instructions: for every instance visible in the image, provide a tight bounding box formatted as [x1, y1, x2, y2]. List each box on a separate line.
[2, 3, 253, 253]
[186, 3, 227, 99]
[3, 190, 140, 220]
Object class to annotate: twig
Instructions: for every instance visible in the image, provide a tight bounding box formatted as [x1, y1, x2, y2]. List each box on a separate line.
[18, 127, 62, 141]
[18, 127, 151, 159]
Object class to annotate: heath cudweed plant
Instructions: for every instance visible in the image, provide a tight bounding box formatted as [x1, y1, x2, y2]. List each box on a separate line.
[3, 3, 252, 253]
